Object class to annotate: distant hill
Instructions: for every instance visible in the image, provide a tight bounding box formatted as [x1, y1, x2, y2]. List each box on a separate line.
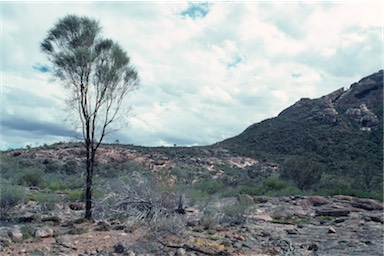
[218, 70, 383, 190]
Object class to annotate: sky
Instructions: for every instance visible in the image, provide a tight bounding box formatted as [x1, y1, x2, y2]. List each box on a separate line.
[1, 1, 383, 150]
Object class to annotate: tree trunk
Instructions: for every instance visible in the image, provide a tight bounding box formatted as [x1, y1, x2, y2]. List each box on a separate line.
[85, 143, 94, 220]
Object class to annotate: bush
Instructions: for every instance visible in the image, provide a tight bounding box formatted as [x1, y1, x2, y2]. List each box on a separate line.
[222, 199, 254, 224]
[263, 177, 287, 191]
[318, 188, 383, 201]
[66, 189, 84, 202]
[281, 156, 323, 191]
[0, 184, 25, 219]
[35, 192, 59, 211]
[237, 184, 265, 196]
[193, 179, 225, 195]
[17, 168, 45, 187]
[47, 180, 67, 191]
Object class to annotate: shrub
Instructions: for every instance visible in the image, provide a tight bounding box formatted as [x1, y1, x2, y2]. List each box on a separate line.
[266, 185, 303, 197]
[263, 177, 287, 191]
[281, 156, 323, 191]
[222, 200, 254, 224]
[193, 179, 225, 195]
[47, 180, 67, 191]
[20, 224, 35, 239]
[0, 184, 25, 219]
[35, 192, 59, 211]
[17, 168, 45, 187]
[237, 184, 265, 196]
[66, 189, 84, 202]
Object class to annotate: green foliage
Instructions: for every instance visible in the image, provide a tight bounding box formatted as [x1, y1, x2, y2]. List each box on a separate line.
[66, 189, 84, 202]
[281, 156, 323, 191]
[193, 179, 225, 195]
[318, 188, 383, 201]
[17, 168, 45, 187]
[20, 224, 35, 240]
[222, 199, 254, 224]
[35, 192, 59, 211]
[0, 184, 25, 218]
[47, 180, 67, 191]
[271, 213, 309, 225]
[263, 177, 287, 191]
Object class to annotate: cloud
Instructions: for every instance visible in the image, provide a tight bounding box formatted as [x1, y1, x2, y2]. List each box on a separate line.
[1, 2, 382, 150]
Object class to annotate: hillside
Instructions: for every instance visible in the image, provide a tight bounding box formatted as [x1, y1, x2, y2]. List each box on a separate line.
[218, 70, 383, 194]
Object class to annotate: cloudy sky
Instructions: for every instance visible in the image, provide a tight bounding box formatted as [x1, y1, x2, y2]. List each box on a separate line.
[1, 1, 382, 150]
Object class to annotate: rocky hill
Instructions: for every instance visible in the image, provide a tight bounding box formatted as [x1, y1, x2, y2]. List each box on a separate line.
[218, 70, 383, 194]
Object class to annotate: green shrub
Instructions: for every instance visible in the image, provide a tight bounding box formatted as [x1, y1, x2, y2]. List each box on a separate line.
[237, 184, 265, 196]
[281, 156, 323, 191]
[222, 200, 254, 224]
[20, 224, 35, 239]
[35, 192, 59, 211]
[47, 180, 67, 191]
[188, 189, 212, 205]
[263, 177, 287, 191]
[265, 185, 304, 197]
[0, 184, 25, 219]
[318, 188, 383, 201]
[18, 168, 45, 187]
[193, 179, 225, 195]
[66, 189, 84, 202]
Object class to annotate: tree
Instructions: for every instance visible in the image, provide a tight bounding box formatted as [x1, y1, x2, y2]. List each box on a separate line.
[281, 156, 323, 191]
[41, 15, 139, 219]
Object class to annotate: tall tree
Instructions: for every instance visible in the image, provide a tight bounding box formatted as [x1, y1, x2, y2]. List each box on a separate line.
[41, 15, 139, 219]
[281, 156, 323, 191]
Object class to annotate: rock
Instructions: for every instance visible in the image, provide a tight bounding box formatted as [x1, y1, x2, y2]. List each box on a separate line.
[308, 243, 319, 251]
[285, 228, 299, 235]
[308, 196, 330, 206]
[35, 226, 54, 238]
[175, 248, 186, 256]
[233, 234, 245, 241]
[18, 212, 38, 223]
[328, 227, 336, 234]
[94, 221, 112, 231]
[114, 242, 126, 253]
[69, 203, 85, 211]
[42, 215, 62, 224]
[351, 198, 383, 211]
[56, 235, 77, 250]
[249, 213, 273, 222]
[345, 104, 379, 128]
[8, 228, 23, 242]
[315, 208, 350, 217]
[363, 213, 384, 223]
[254, 196, 269, 203]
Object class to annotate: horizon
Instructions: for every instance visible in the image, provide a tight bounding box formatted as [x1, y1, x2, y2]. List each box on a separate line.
[1, 2, 382, 150]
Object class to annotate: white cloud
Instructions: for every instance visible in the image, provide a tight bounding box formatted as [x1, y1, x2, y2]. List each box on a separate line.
[1, 1, 382, 149]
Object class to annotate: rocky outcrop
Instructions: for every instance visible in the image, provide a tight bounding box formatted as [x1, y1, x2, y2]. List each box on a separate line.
[338, 70, 383, 108]
[345, 103, 379, 129]
[278, 70, 383, 128]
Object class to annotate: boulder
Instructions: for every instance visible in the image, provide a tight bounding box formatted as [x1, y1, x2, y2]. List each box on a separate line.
[308, 196, 330, 206]
[315, 208, 350, 217]
[8, 228, 23, 242]
[56, 235, 77, 250]
[34, 226, 53, 238]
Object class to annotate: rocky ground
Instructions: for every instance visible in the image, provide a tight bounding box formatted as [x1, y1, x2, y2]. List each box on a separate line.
[1, 194, 383, 256]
